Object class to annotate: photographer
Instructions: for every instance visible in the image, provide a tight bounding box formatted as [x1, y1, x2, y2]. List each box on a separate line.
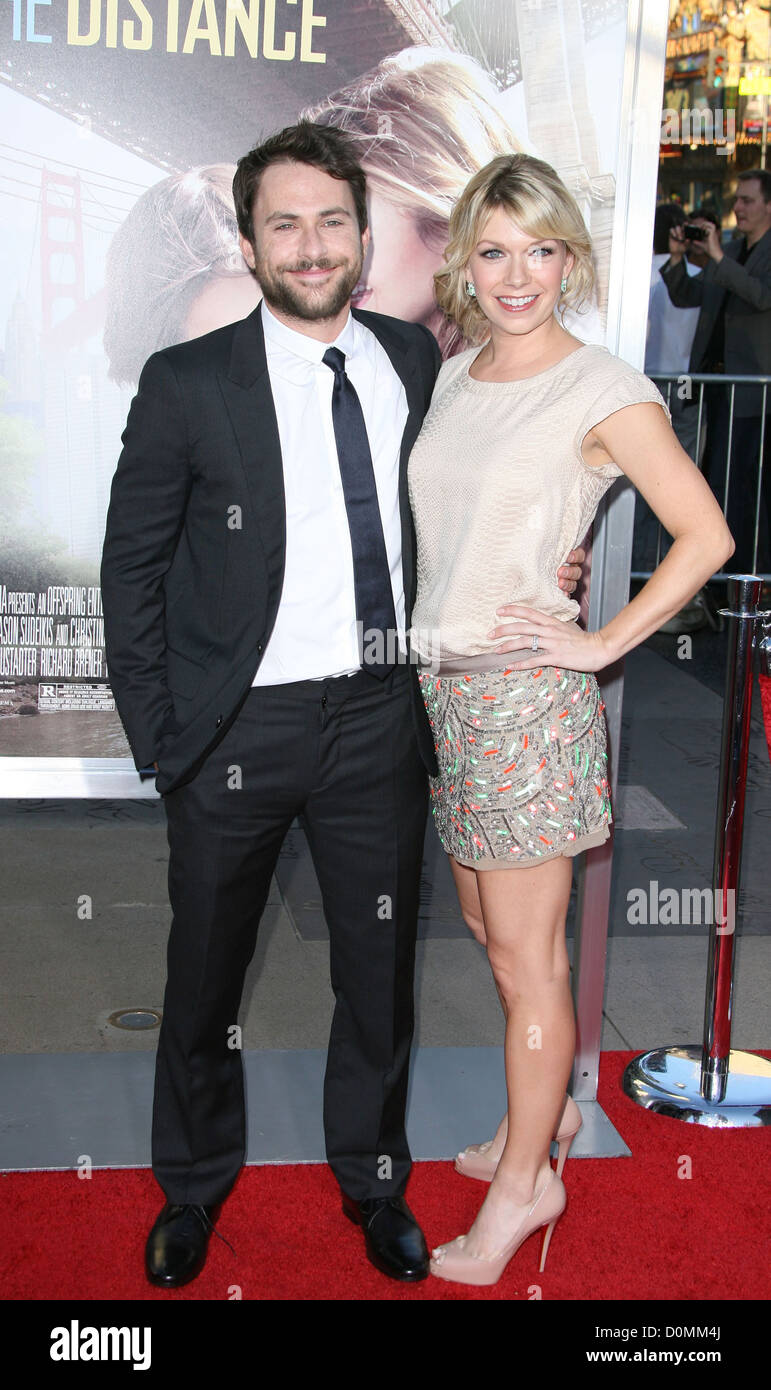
[660, 170, 771, 571]
[646, 202, 702, 460]
[634, 202, 703, 576]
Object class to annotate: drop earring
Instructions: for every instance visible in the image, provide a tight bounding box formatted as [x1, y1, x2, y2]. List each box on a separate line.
[466, 281, 476, 297]
[560, 277, 568, 293]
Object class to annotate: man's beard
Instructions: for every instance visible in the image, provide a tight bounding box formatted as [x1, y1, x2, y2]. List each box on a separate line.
[252, 250, 363, 322]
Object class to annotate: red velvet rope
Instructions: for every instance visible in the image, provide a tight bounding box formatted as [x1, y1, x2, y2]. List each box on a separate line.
[760, 674, 771, 763]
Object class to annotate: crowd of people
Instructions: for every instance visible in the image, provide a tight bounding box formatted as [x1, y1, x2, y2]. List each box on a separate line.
[643, 168, 771, 579]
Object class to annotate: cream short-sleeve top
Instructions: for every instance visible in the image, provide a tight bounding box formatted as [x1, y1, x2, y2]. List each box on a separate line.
[407, 342, 670, 665]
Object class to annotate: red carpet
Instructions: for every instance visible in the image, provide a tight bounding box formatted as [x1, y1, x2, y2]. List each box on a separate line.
[1, 1051, 768, 1301]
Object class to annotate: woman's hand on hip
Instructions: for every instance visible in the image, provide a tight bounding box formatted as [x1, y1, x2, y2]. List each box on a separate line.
[486, 605, 615, 673]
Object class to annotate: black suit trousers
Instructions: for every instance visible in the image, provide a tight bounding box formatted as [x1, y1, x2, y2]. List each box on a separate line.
[152, 663, 429, 1205]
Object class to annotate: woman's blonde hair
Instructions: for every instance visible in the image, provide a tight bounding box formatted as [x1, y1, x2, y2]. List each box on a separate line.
[302, 47, 525, 355]
[435, 153, 595, 344]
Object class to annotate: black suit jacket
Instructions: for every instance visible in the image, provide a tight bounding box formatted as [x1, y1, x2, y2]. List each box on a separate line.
[100, 305, 442, 793]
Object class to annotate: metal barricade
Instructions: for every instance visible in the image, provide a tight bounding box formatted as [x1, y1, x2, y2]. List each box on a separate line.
[633, 373, 770, 582]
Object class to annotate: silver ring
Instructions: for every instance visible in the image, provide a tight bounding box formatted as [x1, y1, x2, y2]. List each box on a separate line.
[531, 634, 539, 652]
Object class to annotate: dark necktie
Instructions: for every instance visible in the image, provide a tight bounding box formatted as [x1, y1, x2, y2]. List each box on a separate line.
[322, 346, 397, 680]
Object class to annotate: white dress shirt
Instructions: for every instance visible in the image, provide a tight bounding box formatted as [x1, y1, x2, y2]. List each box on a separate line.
[645, 252, 701, 375]
[253, 300, 409, 685]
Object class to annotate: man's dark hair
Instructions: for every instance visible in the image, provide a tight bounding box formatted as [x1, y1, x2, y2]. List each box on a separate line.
[693, 206, 720, 228]
[653, 201, 685, 254]
[233, 123, 368, 243]
[736, 167, 771, 203]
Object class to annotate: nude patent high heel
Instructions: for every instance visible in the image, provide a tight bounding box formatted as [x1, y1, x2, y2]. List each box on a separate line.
[430, 1169, 566, 1287]
[454, 1094, 582, 1183]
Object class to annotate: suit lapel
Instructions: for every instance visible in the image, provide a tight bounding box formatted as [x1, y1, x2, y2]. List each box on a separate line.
[352, 307, 425, 435]
[217, 304, 430, 623]
[351, 308, 427, 616]
[741, 225, 771, 267]
[217, 307, 286, 603]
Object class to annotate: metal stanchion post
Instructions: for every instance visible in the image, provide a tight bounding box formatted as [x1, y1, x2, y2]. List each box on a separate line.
[623, 576, 771, 1126]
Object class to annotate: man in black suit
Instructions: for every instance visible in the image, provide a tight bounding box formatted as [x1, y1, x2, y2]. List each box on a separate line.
[101, 123, 583, 1289]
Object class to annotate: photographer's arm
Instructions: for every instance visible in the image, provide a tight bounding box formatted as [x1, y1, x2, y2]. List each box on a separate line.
[704, 247, 771, 311]
[660, 226, 705, 307]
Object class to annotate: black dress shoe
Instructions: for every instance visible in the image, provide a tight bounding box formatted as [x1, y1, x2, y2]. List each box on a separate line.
[145, 1202, 222, 1288]
[341, 1193, 429, 1281]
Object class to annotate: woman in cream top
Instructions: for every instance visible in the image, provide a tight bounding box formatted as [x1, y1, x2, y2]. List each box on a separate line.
[409, 342, 668, 669]
[410, 154, 734, 1288]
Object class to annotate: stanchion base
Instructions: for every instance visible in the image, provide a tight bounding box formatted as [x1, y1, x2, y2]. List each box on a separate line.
[623, 1045, 771, 1126]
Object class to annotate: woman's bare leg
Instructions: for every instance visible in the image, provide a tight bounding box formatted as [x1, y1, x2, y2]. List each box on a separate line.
[449, 856, 510, 1159]
[443, 855, 574, 1259]
[448, 856, 487, 946]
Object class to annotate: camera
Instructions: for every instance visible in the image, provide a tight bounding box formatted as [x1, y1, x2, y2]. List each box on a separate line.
[683, 222, 708, 241]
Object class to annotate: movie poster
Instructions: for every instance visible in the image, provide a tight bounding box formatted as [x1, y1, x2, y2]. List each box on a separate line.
[0, 0, 630, 782]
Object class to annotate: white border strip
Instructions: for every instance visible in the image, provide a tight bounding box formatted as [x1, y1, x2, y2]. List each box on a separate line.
[0, 757, 157, 799]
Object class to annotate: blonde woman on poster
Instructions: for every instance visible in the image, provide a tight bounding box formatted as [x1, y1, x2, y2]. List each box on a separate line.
[304, 45, 605, 356]
[303, 46, 526, 357]
[407, 153, 733, 1285]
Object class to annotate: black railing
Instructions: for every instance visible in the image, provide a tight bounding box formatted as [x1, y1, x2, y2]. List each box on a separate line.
[633, 372, 770, 582]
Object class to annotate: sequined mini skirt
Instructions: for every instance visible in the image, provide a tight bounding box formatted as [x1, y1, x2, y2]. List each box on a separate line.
[417, 663, 611, 869]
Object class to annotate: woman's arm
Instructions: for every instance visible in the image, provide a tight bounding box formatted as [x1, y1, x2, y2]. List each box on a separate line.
[488, 401, 734, 672]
